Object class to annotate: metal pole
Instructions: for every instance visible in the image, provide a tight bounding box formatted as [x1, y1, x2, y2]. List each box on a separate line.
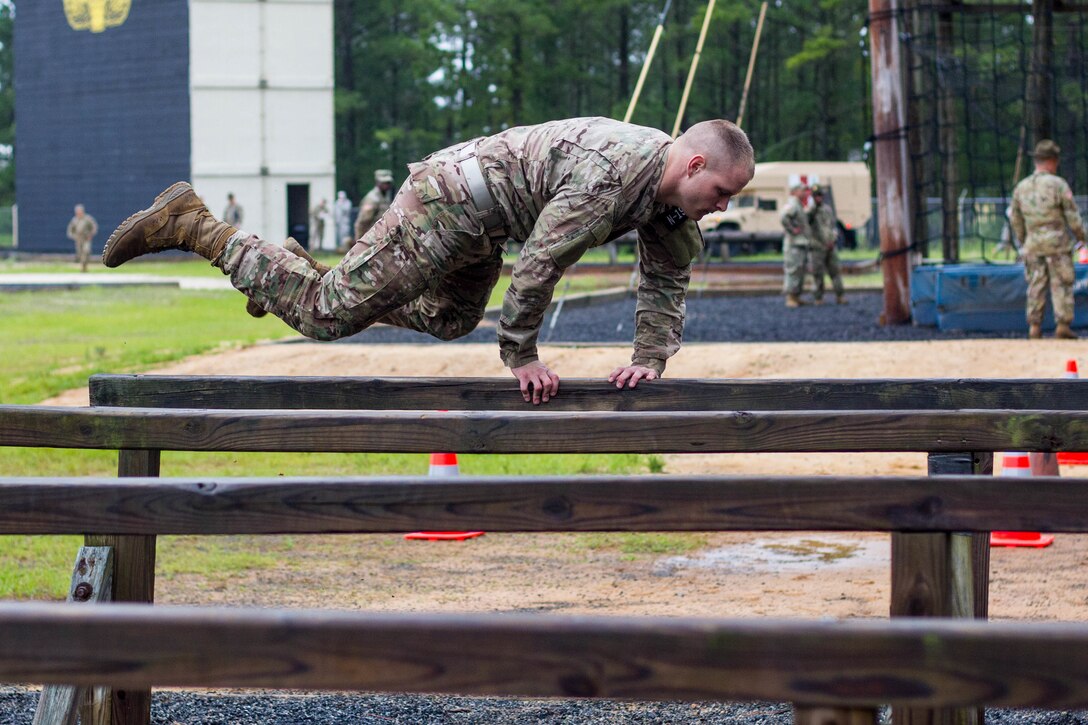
[624, 0, 673, 124]
[869, 0, 913, 325]
[736, 1, 768, 129]
[671, 0, 718, 139]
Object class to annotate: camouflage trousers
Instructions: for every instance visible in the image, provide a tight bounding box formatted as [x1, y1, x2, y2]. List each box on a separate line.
[809, 243, 844, 301]
[1024, 252, 1075, 326]
[218, 180, 504, 341]
[782, 243, 811, 297]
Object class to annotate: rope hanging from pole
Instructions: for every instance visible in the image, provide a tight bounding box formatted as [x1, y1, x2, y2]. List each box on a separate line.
[623, 0, 673, 124]
[736, 1, 768, 129]
[671, 0, 718, 139]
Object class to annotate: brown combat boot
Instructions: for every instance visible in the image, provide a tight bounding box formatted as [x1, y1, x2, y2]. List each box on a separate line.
[245, 237, 332, 318]
[1055, 322, 1079, 340]
[102, 182, 237, 267]
[1028, 323, 1042, 339]
[836, 294, 848, 305]
[785, 294, 803, 308]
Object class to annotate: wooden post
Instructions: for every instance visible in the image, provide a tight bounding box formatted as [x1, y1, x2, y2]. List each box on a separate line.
[32, 546, 113, 725]
[1027, 0, 1054, 143]
[84, 449, 159, 725]
[868, 0, 913, 324]
[891, 451, 991, 725]
[936, 4, 960, 263]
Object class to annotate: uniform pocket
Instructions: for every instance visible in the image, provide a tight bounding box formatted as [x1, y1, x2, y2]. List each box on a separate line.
[549, 215, 612, 269]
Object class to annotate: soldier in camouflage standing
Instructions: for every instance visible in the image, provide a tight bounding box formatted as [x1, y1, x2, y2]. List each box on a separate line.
[807, 185, 846, 305]
[66, 204, 98, 273]
[780, 181, 812, 308]
[101, 117, 754, 403]
[1009, 139, 1088, 339]
[222, 193, 243, 227]
[353, 169, 395, 244]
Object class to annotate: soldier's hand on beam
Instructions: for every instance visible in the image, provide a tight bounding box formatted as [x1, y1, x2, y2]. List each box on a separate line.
[608, 365, 659, 389]
[511, 360, 560, 405]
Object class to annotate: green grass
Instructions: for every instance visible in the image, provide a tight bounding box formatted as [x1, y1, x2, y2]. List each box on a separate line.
[0, 286, 284, 405]
[575, 532, 709, 557]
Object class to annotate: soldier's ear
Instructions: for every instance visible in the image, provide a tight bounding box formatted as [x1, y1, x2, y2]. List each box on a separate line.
[686, 154, 707, 176]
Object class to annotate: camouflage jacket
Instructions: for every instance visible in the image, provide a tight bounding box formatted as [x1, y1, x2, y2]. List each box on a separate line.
[1010, 171, 1087, 255]
[66, 215, 98, 243]
[407, 117, 701, 373]
[781, 197, 812, 248]
[808, 202, 837, 248]
[355, 185, 393, 239]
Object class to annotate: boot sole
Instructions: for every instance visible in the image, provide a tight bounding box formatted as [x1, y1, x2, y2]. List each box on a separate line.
[101, 181, 193, 267]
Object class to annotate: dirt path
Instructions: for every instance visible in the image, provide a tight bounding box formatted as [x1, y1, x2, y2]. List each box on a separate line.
[43, 337, 1088, 621]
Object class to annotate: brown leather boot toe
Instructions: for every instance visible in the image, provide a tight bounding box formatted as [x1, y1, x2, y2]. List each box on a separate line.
[1056, 323, 1079, 340]
[102, 182, 237, 267]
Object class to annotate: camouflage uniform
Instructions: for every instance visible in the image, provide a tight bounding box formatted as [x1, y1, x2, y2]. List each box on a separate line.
[808, 200, 844, 301]
[780, 195, 812, 298]
[1010, 170, 1087, 327]
[218, 117, 702, 373]
[66, 212, 98, 270]
[354, 184, 394, 240]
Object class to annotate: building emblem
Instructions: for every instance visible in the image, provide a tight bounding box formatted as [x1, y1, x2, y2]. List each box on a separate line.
[64, 0, 131, 33]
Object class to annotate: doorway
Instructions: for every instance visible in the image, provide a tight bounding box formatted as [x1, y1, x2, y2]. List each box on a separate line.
[286, 184, 310, 249]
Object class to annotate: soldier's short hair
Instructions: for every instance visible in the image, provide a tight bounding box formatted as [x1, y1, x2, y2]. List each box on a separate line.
[679, 119, 755, 175]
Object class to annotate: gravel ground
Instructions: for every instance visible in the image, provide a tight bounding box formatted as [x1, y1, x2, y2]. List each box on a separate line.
[334, 290, 1046, 346]
[9, 290, 1085, 724]
[4, 688, 1087, 725]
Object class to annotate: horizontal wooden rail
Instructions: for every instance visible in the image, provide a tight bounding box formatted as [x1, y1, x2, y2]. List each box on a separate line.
[2, 602, 1087, 707]
[89, 374, 1088, 411]
[0, 474, 1080, 535]
[3, 406, 1088, 453]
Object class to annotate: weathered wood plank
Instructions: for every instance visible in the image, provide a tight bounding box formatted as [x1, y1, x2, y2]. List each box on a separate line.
[88, 374, 1088, 412]
[32, 546, 112, 725]
[0, 475, 1082, 535]
[4, 406, 1088, 453]
[3, 604, 1088, 707]
[84, 450, 158, 725]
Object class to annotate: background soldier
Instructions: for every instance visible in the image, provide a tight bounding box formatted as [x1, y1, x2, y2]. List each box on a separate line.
[102, 117, 754, 403]
[1009, 139, 1088, 339]
[309, 198, 329, 250]
[222, 193, 243, 227]
[353, 169, 395, 242]
[333, 190, 354, 249]
[807, 184, 846, 305]
[780, 181, 812, 307]
[65, 203, 98, 273]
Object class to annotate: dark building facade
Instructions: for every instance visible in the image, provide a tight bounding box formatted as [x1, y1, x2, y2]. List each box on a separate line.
[15, 1, 190, 253]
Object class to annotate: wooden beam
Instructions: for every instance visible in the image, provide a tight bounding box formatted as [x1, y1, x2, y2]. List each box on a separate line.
[3, 604, 1088, 707]
[87, 375, 1088, 412]
[4, 407, 1088, 453]
[0, 474, 1084, 535]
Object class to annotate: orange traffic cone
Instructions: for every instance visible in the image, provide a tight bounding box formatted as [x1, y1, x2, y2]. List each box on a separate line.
[404, 452, 485, 541]
[1057, 360, 1088, 465]
[990, 451, 1054, 548]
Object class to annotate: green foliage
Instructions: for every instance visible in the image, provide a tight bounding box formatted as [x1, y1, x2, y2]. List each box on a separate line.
[333, 0, 873, 198]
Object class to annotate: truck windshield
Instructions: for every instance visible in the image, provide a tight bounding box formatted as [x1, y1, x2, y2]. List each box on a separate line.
[734, 195, 755, 208]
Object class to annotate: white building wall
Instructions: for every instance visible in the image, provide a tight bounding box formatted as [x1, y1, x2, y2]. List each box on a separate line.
[189, 0, 335, 249]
